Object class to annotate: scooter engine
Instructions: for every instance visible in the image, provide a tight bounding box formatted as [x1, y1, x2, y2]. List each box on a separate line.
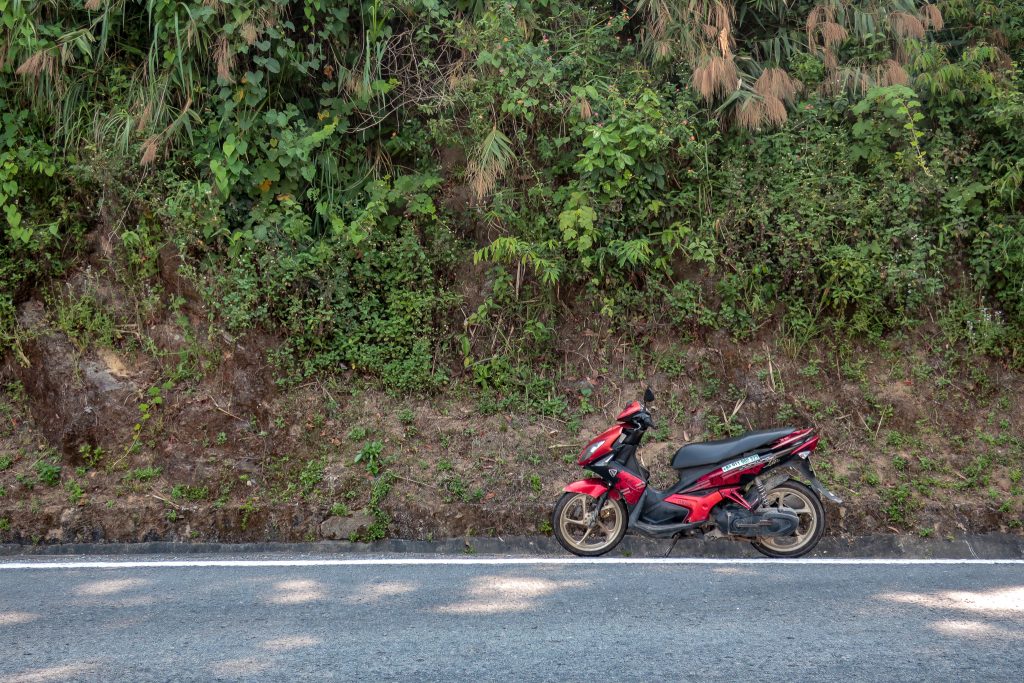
[713, 504, 800, 538]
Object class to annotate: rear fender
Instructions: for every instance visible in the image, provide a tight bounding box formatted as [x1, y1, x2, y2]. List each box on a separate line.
[564, 478, 621, 500]
[753, 458, 843, 505]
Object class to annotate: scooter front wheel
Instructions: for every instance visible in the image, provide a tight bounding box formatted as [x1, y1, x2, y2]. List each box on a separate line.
[552, 492, 627, 557]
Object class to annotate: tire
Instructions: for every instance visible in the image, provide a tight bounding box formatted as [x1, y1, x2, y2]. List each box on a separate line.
[552, 491, 628, 557]
[750, 480, 826, 559]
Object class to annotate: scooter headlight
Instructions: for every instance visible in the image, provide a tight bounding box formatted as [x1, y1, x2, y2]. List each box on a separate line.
[579, 439, 607, 465]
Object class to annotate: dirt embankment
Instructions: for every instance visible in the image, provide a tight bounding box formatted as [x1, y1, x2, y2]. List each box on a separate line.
[0, 245, 1022, 546]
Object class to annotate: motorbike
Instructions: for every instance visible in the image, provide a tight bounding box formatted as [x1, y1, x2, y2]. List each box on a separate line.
[552, 387, 842, 558]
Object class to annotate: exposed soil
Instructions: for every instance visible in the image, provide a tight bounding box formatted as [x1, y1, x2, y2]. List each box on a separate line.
[1, 248, 1022, 547]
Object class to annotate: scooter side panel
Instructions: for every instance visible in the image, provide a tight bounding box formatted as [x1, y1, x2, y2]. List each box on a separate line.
[563, 478, 622, 500]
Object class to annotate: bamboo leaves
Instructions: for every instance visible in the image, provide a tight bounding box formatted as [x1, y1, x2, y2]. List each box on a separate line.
[468, 126, 515, 201]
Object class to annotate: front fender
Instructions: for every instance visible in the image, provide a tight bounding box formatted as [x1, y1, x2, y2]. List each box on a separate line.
[563, 478, 621, 500]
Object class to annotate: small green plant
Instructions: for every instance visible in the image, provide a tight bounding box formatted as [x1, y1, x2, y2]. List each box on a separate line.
[539, 519, 553, 534]
[215, 432, 227, 446]
[35, 459, 61, 486]
[775, 403, 798, 423]
[529, 474, 543, 494]
[348, 426, 369, 441]
[240, 497, 259, 530]
[0, 454, 13, 471]
[884, 484, 918, 525]
[0, 517, 10, 531]
[124, 467, 162, 483]
[299, 458, 326, 497]
[171, 485, 209, 501]
[354, 441, 384, 475]
[213, 483, 232, 510]
[330, 502, 350, 517]
[166, 509, 179, 522]
[65, 479, 84, 505]
[359, 472, 395, 542]
[78, 444, 104, 468]
[799, 360, 820, 378]
[918, 527, 933, 538]
[398, 408, 415, 425]
[124, 382, 174, 458]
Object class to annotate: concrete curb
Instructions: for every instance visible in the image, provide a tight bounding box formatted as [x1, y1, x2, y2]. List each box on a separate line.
[2, 532, 1023, 559]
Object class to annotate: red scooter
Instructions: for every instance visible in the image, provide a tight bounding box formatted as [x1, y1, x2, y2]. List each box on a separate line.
[552, 388, 842, 557]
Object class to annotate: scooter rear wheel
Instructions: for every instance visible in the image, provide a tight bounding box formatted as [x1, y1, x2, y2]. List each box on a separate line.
[750, 480, 825, 558]
[552, 492, 628, 557]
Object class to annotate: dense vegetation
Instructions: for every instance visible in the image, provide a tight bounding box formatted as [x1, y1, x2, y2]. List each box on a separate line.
[2, 0, 1022, 385]
[0, 1, 1022, 543]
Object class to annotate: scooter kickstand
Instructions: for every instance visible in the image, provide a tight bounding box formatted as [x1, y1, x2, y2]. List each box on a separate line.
[664, 535, 680, 558]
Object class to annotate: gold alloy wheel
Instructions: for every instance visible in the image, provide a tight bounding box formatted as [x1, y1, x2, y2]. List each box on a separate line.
[756, 485, 820, 553]
[557, 493, 625, 554]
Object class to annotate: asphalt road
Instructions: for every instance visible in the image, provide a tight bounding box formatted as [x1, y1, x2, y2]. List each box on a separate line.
[1, 557, 1023, 682]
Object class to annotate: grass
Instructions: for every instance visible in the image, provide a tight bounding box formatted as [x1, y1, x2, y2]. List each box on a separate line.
[529, 474, 542, 494]
[171, 485, 209, 501]
[124, 467, 162, 483]
[884, 484, 918, 526]
[358, 472, 395, 542]
[299, 457, 325, 497]
[240, 497, 259, 530]
[65, 480, 84, 505]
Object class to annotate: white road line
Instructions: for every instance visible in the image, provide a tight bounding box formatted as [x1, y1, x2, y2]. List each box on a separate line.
[0, 557, 1022, 569]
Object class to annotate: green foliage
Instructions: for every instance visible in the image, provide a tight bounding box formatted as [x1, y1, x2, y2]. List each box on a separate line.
[0, 0, 1022, 398]
[298, 457, 325, 497]
[472, 357, 567, 417]
[354, 441, 384, 476]
[171, 485, 209, 501]
[78, 444, 104, 469]
[65, 479, 84, 505]
[50, 290, 119, 351]
[201, 178, 458, 390]
[240, 497, 260, 531]
[35, 459, 61, 486]
[884, 484, 918, 525]
[359, 471, 395, 542]
[124, 467, 162, 483]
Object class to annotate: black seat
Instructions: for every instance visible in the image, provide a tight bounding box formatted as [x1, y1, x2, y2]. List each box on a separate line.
[671, 428, 795, 469]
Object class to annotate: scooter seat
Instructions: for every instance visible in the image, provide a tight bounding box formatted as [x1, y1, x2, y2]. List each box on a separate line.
[671, 428, 796, 469]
